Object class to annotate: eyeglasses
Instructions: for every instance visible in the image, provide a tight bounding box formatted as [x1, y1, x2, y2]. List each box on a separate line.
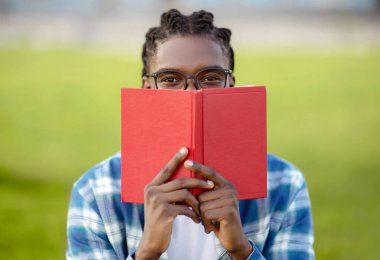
[145, 67, 232, 90]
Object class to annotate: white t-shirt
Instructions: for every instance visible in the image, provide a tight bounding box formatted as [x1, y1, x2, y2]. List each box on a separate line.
[166, 215, 218, 259]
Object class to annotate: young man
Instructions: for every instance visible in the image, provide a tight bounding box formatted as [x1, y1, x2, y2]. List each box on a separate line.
[67, 9, 314, 260]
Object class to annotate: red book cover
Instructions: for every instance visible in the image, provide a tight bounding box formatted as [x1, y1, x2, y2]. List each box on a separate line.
[121, 86, 267, 203]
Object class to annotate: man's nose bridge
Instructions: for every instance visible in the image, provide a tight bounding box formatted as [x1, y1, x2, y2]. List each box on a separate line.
[185, 76, 198, 90]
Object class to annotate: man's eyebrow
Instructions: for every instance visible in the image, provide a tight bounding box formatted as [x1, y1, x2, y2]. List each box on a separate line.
[154, 65, 225, 73]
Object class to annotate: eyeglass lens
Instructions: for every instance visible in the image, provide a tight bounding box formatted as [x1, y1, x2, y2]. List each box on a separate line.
[156, 69, 227, 89]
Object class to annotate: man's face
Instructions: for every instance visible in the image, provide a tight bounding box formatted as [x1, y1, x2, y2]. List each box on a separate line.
[143, 35, 235, 90]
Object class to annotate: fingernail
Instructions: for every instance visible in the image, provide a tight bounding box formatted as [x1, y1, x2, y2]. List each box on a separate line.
[185, 160, 193, 168]
[206, 180, 214, 187]
[179, 147, 188, 155]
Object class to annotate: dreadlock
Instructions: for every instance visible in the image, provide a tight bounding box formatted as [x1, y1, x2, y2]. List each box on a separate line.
[141, 9, 234, 77]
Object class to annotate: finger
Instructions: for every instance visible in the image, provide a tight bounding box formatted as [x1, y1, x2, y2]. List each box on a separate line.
[200, 210, 216, 234]
[170, 204, 200, 224]
[184, 160, 228, 186]
[199, 200, 225, 234]
[201, 207, 232, 233]
[150, 147, 188, 186]
[198, 186, 237, 203]
[200, 198, 232, 213]
[159, 178, 214, 193]
[162, 189, 201, 217]
[203, 207, 232, 224]
[202, 219, 215, 234]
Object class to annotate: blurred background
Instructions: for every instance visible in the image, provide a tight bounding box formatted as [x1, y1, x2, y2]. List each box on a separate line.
[0, 0, 379, 259]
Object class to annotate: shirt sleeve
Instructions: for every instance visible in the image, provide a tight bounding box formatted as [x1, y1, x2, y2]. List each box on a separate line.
[66, 182, 117, 259]
[220, 169, 314, 260]
[243, 170, 314, 260]
[259, 172, 314, 259]
[66, 181, 134, 260]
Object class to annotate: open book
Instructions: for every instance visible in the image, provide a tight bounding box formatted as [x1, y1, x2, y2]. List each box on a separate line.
[121, 86, 267, 203]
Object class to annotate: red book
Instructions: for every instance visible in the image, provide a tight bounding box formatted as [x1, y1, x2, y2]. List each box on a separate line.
[121, 86, 267, 203]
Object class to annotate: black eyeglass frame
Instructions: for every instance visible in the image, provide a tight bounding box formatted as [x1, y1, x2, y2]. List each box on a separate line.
[145, 66, 233, 90]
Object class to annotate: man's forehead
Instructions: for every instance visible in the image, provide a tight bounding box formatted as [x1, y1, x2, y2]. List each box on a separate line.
[151, 36, 229, 72]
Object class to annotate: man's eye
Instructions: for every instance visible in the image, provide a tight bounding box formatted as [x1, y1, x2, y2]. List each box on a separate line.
[202, 76, 222, 82]
[160, 77, 180, 83]
[158, 73, 183, 84]
[200, 74, 223, 83]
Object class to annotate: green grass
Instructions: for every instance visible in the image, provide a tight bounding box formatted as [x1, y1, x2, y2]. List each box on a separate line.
[0, 47, 379, 259]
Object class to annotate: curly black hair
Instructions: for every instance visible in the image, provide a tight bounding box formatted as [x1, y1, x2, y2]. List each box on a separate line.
[141, 9, 234, 77]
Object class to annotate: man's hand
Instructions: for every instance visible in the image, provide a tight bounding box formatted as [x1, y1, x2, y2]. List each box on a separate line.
[135, 148, 214, 260]
[185, 160, 253, 260]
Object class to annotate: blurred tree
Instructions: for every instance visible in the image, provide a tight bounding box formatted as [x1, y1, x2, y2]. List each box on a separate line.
[0, 0, 11, 18]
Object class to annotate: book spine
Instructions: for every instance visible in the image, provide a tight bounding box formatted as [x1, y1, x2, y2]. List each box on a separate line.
[192, 91, 204, 196]
[121, 89, 126, 202]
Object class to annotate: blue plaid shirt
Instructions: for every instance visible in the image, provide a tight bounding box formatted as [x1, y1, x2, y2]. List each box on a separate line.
[67, 153, 314, 259]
